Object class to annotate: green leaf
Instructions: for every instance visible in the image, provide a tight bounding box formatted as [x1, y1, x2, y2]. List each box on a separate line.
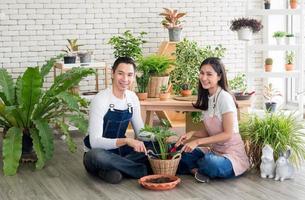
[67, 114, 88, 134]
[2, 127, 22, 176]
[20, 67, 42, 126]
[57, 121, 77, 153]
[40, 54, 64, 78]
[33, 119, 54, 161]
[0, 68, 15, 105]
[30, 128, 46, 169]
[57, 92, 79, 111]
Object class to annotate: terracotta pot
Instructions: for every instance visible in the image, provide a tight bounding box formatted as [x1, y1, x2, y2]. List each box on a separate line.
[180, 89, 192, 97]
[264, 64, 272, 72]
[285, 64, 294, 71]
[290, 2, 297, 9]
[138, 174, 181, 191]
[159, 92, 170, 101]
[137, 92, 148, 101]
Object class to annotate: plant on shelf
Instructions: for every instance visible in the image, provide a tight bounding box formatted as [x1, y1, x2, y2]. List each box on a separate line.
[138, 54, 173, 98]
[264, 57, 273, 72]
[272, 31, 286, 45]
[263, 83, 281, 112]
[108, 30, 147, 60]
[285, 33, 295, 45]
[171, 38, 226, 95]
[240, 111, 305, 170]
[159, 8, 187, 41]
[264, 0, 271, 9]
[62, 39, 83, 64]
[159, 84, 171, 101]
[290, 0, 298, 9]
[230, 17, 263, 41]
[0, 55, 95, 176]
[285, 51, 295, 71]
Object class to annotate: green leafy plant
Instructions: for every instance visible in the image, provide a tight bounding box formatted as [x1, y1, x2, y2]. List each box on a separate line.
[230, 17, 263, 33]
[272, 31, 286, 38]
[62, 39, 83, 55]
[263, 83, 281, 103]
[140, 120, 176, 160]
[136, 75, 149, 93]
[108, 30, 147, 60]
[0, 55, 95, 175]
[240, 111, 305, 170]
[286, 33, 294, 37]
[160, 85, 168, 93]
[171, 38, 226, 94]
[137, 54, 173, 77]
[228, 73, 247, 94]
[159, 8, 187, 29]
[285, 51, 295, 64]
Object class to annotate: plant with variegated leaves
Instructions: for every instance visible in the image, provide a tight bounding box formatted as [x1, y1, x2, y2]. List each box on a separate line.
[159, 8, 187, 29]
[0, 55, 95, 175]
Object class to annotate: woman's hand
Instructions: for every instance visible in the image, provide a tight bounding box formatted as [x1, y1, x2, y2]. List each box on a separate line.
[175, 131, 194, 147]
[126, 138, 147, 154]
[181, 140, 198, 153]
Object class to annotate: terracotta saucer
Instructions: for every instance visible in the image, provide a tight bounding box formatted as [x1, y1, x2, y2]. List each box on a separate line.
[138, 174, 181, 191]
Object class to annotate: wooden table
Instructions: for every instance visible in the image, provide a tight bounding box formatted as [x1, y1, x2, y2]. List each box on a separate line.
[140, 96, 252, 126]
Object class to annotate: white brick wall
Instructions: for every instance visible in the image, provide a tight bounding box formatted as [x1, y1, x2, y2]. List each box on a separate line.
[1, 0, 262, 94]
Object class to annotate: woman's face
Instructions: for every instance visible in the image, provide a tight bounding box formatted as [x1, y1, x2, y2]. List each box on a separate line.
[199, 64, 220, 90]
[112, 63, 135, 92]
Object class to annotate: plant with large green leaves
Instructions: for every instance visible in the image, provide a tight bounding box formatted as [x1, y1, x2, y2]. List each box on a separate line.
[171, 38, 226, 94]
[239, 111, 305, 170]
[0, 55, 95, 175]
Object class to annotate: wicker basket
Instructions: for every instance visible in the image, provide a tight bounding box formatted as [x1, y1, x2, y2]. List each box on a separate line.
[148, 153, 181, 176]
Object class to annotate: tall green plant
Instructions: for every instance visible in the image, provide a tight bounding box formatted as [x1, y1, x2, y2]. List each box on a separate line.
[171, 38, 226, 94]
[0, 55, 95, 175]
[240, 111, 305, 170]
[108, 30, 147, 60]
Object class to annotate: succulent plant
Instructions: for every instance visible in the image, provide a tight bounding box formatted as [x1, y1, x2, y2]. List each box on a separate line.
[265, 58, 273, 65]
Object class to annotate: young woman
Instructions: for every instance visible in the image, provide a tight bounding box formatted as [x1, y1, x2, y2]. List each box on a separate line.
[83, 57, 150, 184]
[175, 57, 249, 183]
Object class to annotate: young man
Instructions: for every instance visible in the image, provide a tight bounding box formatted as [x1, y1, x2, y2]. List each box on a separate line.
[83, 57, 151, 184]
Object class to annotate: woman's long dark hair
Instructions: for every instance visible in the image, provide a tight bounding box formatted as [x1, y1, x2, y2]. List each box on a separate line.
[193, 57, 238, 110]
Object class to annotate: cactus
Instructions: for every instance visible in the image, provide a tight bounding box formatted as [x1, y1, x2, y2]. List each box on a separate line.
[265, 58, 273, 65]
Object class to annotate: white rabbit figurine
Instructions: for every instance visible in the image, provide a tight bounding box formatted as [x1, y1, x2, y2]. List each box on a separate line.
[274, 149, 294, 181]
[260, 144, 275, 178]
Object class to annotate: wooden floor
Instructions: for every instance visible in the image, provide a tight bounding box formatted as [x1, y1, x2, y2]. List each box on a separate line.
[0, 132, 305, 200]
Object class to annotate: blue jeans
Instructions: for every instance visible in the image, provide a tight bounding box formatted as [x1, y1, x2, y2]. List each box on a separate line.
[177, 148, 235, 179]
[83, 148, 150, 179]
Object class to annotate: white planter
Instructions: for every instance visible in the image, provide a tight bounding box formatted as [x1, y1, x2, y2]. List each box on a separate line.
[286, 37, 295, 45]
[275, 37, 285, 45]
[237, 28, 253, 41]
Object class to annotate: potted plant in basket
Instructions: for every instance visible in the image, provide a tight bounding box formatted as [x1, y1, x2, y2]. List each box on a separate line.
[240, 111, 305, 170]
[264, 57, 273, 72]
[230, 17, 263, 41]
[108, 30, 147, 60]
[285, 51, 295, 71]
[264, 0, 271, 9]
[0, 55, 95, 175]
[159, 8, 187, 42]
[273, 31, 286, 45]
[263, 83, 281, 112]
[139, 120, 181, 176]
[62, 39, 83, 64]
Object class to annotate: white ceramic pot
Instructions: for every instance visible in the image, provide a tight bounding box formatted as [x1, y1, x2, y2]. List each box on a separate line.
[237, 28, 253, 41]
[286, 37, 295, 45]
[275, 37, 285, 45]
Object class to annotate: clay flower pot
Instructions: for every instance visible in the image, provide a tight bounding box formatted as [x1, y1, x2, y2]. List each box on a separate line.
[290, 2, 297, 9]
[180, 89, 192, 97]
[138, 174, 181, 191]
[264, 64, 272, 72]
[137, 92, 148, 101]
[159, 92, 170, 101]
[285, 64, 294, 71]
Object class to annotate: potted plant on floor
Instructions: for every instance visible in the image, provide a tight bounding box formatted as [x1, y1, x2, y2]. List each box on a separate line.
[230, 17, 263, 41]
[264, 57, 273, 72]
[240, 111, 305, 170]
[139, 120, 180, 176]
[138, 54, 173, 98]
[0, 55, 95, 175]
[285, 51, 295, 71]
[159, 8, 187, 42]
[273, 31, 286, 45]
[108, 30, 147, 61]
[263, 83, 281, 112]
[264, 0, 271, 9]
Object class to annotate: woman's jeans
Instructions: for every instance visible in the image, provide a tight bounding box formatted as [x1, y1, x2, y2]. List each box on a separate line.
[83, 148, 150, 179]
[177, 148, 235, 179]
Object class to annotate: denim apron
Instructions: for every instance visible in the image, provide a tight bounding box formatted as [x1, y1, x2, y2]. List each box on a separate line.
[84, 102, 133, 156]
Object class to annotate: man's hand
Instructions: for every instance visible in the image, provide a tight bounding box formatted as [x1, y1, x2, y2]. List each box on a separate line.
[126, 138, 147, 154]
